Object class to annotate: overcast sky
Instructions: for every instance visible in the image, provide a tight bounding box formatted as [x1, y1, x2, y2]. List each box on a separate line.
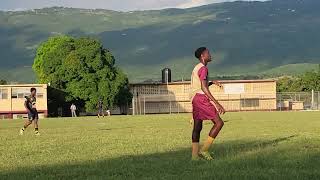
[0, 0, 265, 11]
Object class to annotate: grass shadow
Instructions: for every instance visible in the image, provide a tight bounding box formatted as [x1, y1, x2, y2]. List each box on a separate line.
[214, 135, 298, 158]
[1, 135, 318, 180]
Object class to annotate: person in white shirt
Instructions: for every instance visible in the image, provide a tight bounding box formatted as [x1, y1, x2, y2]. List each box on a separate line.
[70, 103, 77, 117]
[106, 109, 111, 116]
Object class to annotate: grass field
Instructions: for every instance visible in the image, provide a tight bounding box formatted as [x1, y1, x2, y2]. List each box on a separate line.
[0, 112, 319, 180]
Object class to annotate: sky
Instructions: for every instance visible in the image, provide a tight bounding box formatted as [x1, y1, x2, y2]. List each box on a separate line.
[0, 0, 265, 11]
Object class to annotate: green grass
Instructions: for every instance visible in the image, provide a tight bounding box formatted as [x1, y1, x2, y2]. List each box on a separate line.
[0, 112, 320, 179]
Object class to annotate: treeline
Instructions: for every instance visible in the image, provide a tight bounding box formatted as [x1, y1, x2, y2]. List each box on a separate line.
[277, 65, 320, 92]
[0, 79, 7, 85]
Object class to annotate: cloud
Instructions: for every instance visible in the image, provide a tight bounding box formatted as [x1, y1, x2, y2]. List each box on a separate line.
[0, 0, 263, 11]
[178, 0, 212, 8]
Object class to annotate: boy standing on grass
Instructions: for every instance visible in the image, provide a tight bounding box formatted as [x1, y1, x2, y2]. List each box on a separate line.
[20, 88, 40, 136]
[190, 47, 225, 160]
[97, 99, 104, 118]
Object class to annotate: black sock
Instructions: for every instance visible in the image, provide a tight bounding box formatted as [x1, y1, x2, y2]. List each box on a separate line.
[35, 128, 39, 131]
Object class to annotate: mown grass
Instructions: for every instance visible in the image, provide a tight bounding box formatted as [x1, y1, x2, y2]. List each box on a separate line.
[0, 112, 319, 180]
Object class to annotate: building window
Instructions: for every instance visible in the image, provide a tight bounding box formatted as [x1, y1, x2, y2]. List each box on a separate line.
[159, 86, 168, 94]
[0, 89, 8, 99]
[140, 85, 160, 95]
[37, 93, 44, 98]
[241, 98, 260, 108]
[12, 88, 32, 99]
[17, 93, 25, 99]
[184, 84, 191, 93]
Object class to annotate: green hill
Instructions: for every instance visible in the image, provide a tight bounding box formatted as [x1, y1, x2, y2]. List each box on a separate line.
[261, 63, 319, 76]
[0, 0, 320, 82]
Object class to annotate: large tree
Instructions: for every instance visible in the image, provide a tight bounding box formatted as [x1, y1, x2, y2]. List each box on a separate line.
[33, 35, 131, 112]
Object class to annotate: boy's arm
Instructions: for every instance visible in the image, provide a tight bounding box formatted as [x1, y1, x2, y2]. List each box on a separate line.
[208, 80, 223, 88]
[201, 80, 225, 114]
[24, 99, 30, 112]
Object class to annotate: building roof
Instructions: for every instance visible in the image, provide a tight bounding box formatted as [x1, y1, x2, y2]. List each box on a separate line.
[130, 79, 276, 86]
[0, 84, 48, 88]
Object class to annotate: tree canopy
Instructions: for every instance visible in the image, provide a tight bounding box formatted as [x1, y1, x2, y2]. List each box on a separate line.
[33, 35, 131, 112]
[0, 79, 7, 85]
[277, 65, 320, 92]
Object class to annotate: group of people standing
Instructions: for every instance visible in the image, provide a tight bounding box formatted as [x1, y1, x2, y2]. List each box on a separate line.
[70, 100, 111, 118]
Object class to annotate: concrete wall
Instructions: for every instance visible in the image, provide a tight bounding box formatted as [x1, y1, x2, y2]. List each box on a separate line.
[130, 80, 277, 114]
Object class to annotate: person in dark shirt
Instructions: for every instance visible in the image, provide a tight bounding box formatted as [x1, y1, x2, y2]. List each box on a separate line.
[97, 99, 104, 118]
[20, 88, 40, 136]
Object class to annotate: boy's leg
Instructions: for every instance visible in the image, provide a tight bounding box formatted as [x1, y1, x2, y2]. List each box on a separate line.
[20, 119, 32, 135]
[24, 120, 33, 128]
[21, 111, 33, 132]
[201, 116, 224, 153]
[33, 111, 40, 135]
[191, 120, 203, 160]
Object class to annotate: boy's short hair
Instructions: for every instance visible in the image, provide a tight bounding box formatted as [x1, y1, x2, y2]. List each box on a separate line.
[30, 88, 37, 93]
[195, 47, 207, 59]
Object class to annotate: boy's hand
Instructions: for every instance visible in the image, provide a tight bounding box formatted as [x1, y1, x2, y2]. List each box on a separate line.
[215, 103, 226, 115]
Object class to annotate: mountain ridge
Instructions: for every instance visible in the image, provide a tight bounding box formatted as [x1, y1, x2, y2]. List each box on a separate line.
[0, 0, 319, 82]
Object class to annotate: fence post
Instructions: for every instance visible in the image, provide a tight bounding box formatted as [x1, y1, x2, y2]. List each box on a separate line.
[311, 89, 314, 110]
[227, 94, 230, 111]
[132, 96, 135, 115]
[318, 91, 320, 110]
[144, 95, 146, 115]
[169, 95, 172, 114]
[280, 94, 282, 111]
[139, 96, 141, 115]
[178, 101, 180, 114]
[239, 94, 241, 112]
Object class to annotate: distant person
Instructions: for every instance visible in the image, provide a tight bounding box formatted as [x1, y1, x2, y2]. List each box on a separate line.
[106, 108, 111, 116]
[97, 100, 104, 118]
[58, 107, 63, 117]
[70, 103, 77, 117]
[190, 47, 225, 161]
[20, 88, 40, 136]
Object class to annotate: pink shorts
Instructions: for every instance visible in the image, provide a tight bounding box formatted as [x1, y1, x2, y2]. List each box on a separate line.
[192, 93, 218, 121]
